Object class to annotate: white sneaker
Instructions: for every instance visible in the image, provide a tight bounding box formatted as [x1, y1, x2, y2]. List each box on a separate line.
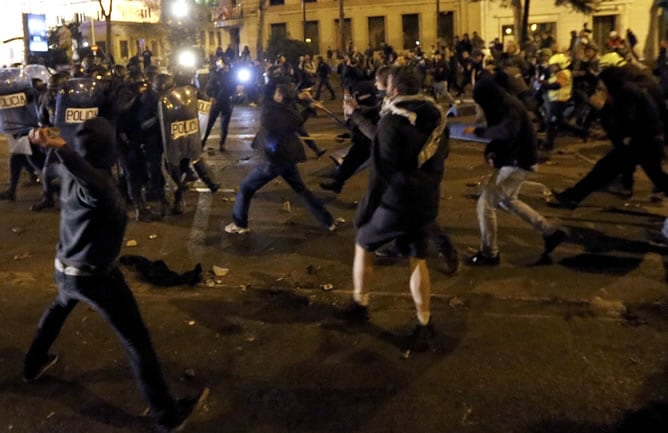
[224, 222, 250, 234]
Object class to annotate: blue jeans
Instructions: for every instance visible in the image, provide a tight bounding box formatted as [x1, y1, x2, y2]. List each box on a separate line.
[25, 267, 176, 420]
[233, 161, 333, 228]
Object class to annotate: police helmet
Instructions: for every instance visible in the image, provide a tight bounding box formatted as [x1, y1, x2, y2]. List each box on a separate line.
[548, 53, 571, 70]
[152, 73, 174, 93]
[599, 52, 627, 69]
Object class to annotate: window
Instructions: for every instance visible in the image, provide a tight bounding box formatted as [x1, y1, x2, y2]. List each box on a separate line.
[271, 23, 287, 40]
[305, 21, 319, 53]
[151, 41, 158, 56]
[368, 16, 385, 50]
[120, 40, 129, 59]
[437, 11, 454, 48]
[334, 18, 352, 52]
[402, 14, 419, 50]
[304, 0, 316, 2]
[269, 0, 284, 5]
[217, 31, 222, 48]
[209, 31, 215, 47]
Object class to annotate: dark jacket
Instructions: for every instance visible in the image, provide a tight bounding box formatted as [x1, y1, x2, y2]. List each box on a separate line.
[472, 77, 537, 170]
[598, 67, 663, 156]
[252, 99, 306, 165]
[206, 67, 235, 103]
[355, 96, 449, 228]
[56, 118, 127, 272]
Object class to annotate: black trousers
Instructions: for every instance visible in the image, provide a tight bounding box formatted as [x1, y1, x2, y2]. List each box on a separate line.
[25, 267, 177, 418]
[334, 135, 371, 184]
[203, 100, 233, 147]
[564, 144, 668, 203]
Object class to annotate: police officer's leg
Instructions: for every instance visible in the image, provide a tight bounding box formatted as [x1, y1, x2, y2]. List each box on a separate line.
[219, 102, 233, 151]
[192, 158, 220, 192]
[201, 102, 222, 147]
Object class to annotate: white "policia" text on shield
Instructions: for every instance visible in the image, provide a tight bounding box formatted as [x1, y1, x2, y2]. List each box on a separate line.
[0, 93, 27, 109]
[171, 119, 199, 140]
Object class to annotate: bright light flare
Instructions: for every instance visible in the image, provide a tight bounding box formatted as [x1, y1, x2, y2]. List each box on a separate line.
[171, 0, 190, 19]
[237, 68, 251, 83]
[177, 49, 197, 69]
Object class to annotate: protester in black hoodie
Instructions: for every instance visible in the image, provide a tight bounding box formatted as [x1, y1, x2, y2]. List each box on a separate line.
[23, 118, 207, 433]
[466, 77, 566, 266]
[550, 67, 668, 209]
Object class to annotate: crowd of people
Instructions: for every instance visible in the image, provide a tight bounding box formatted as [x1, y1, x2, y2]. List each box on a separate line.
[1, 25, 668, 431]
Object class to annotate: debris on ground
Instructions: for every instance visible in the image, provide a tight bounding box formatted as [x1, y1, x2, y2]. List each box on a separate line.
[320, 283, 334, 291]
[148, 234, 158, 240]
[282, 201, 291, 212]
[13, 252, 31, 260]
[10, 227, 23, 234]
[125, 240, 138, 247]
[212, 265, 229, 277]
[590, 296, 627, 318]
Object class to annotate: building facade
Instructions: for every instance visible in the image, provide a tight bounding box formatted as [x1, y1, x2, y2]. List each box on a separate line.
[219, 0, 660, 60]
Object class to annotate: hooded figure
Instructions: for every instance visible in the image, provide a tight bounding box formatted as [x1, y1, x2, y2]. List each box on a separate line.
[23, 117, 209, 431]
[550, 68, 668, 208]
[472, 77, 537, 170]
[468, 77, 567, 266]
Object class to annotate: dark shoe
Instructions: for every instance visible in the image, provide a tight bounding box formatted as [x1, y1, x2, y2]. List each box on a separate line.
[219, 144, 226, 153]
[320, 180, 342, 194]
[30, 197, 55, 212]
[374, 242, 405, 258]
[404, 320, 435, 354]
[437, 249, 460, 275]
[607, 184, 633, 199]
[334, 301, 369, 323]
[172, 198, 185, 215]
[158, 388, 209, 433]
[543, 229, 567, 255]
[467, 251, 500, 266]
[24, 353, 59, 382]
[315, 148, 327, 159]
[183, 167, 197, 183]
[192, 160, 220, 193]
[0, 189, 16, 201]
[135, 205, 161, 222]
[547, 190, 579, 210]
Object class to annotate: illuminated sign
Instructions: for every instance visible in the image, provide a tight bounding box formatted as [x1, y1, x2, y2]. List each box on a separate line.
[26, 14, 48, 52]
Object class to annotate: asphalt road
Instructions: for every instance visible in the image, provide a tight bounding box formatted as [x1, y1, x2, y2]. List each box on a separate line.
[0, 95, 667, 433]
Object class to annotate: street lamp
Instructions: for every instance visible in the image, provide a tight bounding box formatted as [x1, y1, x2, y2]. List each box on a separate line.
[171, 0, 191, 19]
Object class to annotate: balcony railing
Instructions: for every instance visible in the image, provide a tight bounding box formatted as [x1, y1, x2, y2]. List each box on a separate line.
[213, 5, 244, 28]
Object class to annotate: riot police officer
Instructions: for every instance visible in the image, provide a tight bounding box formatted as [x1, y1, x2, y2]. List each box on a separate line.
[201, 58, 235, 152]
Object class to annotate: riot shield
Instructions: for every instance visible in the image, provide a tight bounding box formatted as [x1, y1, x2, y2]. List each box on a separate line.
[197, 98, 211, 141]
[23, 64, 51, 86]
[158, 85, 201, 165]
[0, 68, 40, 136]
[54, 78, 107, 147]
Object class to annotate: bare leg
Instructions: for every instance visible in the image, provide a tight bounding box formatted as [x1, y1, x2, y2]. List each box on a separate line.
[352, 243, 373, 306]
[408, 257, 431, 323]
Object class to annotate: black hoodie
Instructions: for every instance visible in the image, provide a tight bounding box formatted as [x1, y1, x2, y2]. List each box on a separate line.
[55, 117, 127, 272]
[472, 77, 537, 170]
